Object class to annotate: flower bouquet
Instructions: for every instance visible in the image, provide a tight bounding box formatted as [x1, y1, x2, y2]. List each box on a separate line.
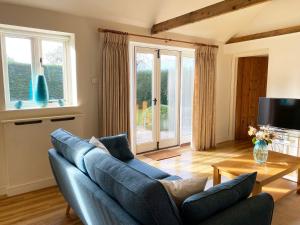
[248, 126, 276, 164]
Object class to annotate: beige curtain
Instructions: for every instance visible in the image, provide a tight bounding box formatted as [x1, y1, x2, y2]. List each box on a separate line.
[192, 46, 218, 151]
[99, 32, 130, 137]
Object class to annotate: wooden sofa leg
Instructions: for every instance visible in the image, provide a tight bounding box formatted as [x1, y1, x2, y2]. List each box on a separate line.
[66, 204, 71, 216]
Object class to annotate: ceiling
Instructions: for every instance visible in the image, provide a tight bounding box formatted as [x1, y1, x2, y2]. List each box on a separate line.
[0, 0, 299, 43]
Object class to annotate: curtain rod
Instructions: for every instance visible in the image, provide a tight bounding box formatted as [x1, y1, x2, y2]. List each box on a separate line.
[98, 28, 218, 48]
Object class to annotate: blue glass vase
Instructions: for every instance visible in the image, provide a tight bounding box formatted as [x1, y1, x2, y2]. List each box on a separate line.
[253, 140, 268, 164]
[34, 75, 49, 107]
[14, 100, 23, 109]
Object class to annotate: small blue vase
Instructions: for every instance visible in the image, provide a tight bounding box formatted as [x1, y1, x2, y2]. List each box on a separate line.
[58, 99, 65, 107]
[34, 75, 49, 107]
[253, 140, 268, 164]
[14, 100, 23, 109]
[28, 79, 33, 100]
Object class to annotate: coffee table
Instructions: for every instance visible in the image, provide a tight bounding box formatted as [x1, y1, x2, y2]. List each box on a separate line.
[212, 151, 300, 201]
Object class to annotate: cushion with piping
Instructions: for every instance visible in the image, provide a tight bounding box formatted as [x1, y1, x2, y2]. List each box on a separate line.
[89, 136, 110, 154]
[124, 158, 170, 179]
[83, 148, 182, 225]
[50, 128, 95, 173]
[181, 172, 257, 225]
[159, 177, 208, 206]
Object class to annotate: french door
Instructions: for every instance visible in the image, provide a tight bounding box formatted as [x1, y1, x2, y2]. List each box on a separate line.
[135, 47, 180, 153]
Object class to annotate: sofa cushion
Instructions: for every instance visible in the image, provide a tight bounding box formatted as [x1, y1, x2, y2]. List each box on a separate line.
[89, 136, 110, 154]
[181, 172, 257, 225]
[83, 149, 182, 225]
[50, 129, 96, 173]
[99, 133, 134, 161]
[159, 177, 207, 206]
[163, 175, 182, 181]
[125, 159, 170, 179]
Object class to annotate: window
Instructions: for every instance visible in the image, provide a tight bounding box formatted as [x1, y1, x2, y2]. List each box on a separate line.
[0, 26, 76, 109]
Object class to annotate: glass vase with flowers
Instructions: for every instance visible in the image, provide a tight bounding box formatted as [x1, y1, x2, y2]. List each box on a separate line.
[248, 126, 276, 164]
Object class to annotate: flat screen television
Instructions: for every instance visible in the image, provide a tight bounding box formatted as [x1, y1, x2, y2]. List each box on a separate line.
[258, 97, 300, 130]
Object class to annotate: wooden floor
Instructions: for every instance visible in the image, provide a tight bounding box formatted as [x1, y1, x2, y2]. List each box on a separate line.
[0, 141, 299, 225]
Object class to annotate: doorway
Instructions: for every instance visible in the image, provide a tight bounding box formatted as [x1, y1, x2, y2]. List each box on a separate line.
[134, 46, 194, 153]
[235, 56, 268, 140]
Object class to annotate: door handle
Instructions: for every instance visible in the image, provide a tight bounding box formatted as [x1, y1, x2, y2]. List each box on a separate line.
[153, 98, 157, 106]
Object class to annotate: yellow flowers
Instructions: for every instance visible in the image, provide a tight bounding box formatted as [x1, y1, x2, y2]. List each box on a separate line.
[248, 126, 257, 136]
[248, 126, 276, 144]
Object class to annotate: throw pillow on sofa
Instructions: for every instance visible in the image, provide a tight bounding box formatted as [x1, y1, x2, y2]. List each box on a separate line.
[99, 133, 134, 161]
[181, 172, 257, 225]
[159, 177, 208, 206]
[89, 136, 110, 154]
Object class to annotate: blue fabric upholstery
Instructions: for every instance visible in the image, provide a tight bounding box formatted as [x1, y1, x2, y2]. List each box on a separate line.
[181, 172, 257, 224]
[49, 130, 274, 225]
[125, 158, 170, 179]
[99, 133, 134, 161]
[198, 193, 274, 225]
[84, 148, 182, 225]
[48, 149, 141, 225]
[162, 175, 182, 181]
[50, 129, 95, 173]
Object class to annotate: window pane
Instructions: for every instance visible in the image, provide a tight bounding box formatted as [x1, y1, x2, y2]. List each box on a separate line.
[180, 56, 195, 144]
[42, 40, 64, 100]
[136, 52, 154, 145]
[5, 37, 32, 101]
[160, 54, 177, 140]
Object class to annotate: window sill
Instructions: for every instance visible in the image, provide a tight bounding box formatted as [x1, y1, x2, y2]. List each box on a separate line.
[2, 104, 79, 112]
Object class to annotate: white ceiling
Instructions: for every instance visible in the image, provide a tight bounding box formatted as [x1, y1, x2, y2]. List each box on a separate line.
[0, 0, 299, 43]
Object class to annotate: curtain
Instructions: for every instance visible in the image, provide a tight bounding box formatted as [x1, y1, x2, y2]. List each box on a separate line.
[99, 32, 130, 137]
[192, 46, 218, 150]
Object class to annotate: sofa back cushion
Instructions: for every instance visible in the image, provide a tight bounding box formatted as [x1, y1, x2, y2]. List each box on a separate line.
[99, 133, 134, 161]
[84, 149, 182, 225]
[181, 172, 257, 225]
[51, 129, 95, 173]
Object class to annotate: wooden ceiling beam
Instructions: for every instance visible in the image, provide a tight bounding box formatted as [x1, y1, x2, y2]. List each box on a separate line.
[226, 25, 300, 44]
[151, 0, 271, 34]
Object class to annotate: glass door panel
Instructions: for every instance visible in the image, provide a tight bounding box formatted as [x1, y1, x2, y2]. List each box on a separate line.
[159, 51, 180, 148]
[134, 47, 192, 153]
[135, 48, 157, 152]
[180, 55, 195, 144]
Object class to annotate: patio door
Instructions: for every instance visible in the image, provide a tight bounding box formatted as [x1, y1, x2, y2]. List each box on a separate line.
[135, 47, 180, 153]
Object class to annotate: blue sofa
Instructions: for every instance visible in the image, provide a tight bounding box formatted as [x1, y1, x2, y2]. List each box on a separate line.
[49, 129, 274, 225]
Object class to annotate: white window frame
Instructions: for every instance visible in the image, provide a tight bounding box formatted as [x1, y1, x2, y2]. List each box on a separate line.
[0, 25, 77, 110]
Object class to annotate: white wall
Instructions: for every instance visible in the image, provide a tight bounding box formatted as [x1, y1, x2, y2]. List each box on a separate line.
[223, 32, 300, 139]
[0, 2, 232, 195]
[0, 3, 101, 195]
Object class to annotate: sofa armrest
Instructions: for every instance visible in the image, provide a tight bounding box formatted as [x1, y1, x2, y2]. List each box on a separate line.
[197, 193, 274, 225]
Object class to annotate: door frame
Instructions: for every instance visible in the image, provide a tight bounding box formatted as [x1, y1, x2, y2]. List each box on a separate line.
[229, 50, 269, 140]
[130, 42, 195, 154]
[133, 46, 181, 153]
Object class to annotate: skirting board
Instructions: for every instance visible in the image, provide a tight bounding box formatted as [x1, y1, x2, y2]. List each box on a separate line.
[6, 177, 57, 196]
[0, 185, 6, 196]
[216, 136, 232, 144]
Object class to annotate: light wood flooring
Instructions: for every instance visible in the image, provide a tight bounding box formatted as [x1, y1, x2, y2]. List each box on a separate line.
[0, 141, 299, 225]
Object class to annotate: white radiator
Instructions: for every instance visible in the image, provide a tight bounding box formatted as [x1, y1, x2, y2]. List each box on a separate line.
[1, 114, 84, 196]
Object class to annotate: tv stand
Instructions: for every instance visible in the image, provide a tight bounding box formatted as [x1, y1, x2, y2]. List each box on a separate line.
[268, 128, 300, 182]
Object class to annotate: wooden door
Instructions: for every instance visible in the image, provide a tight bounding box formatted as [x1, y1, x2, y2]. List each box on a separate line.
[235, 56, 268, 140]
